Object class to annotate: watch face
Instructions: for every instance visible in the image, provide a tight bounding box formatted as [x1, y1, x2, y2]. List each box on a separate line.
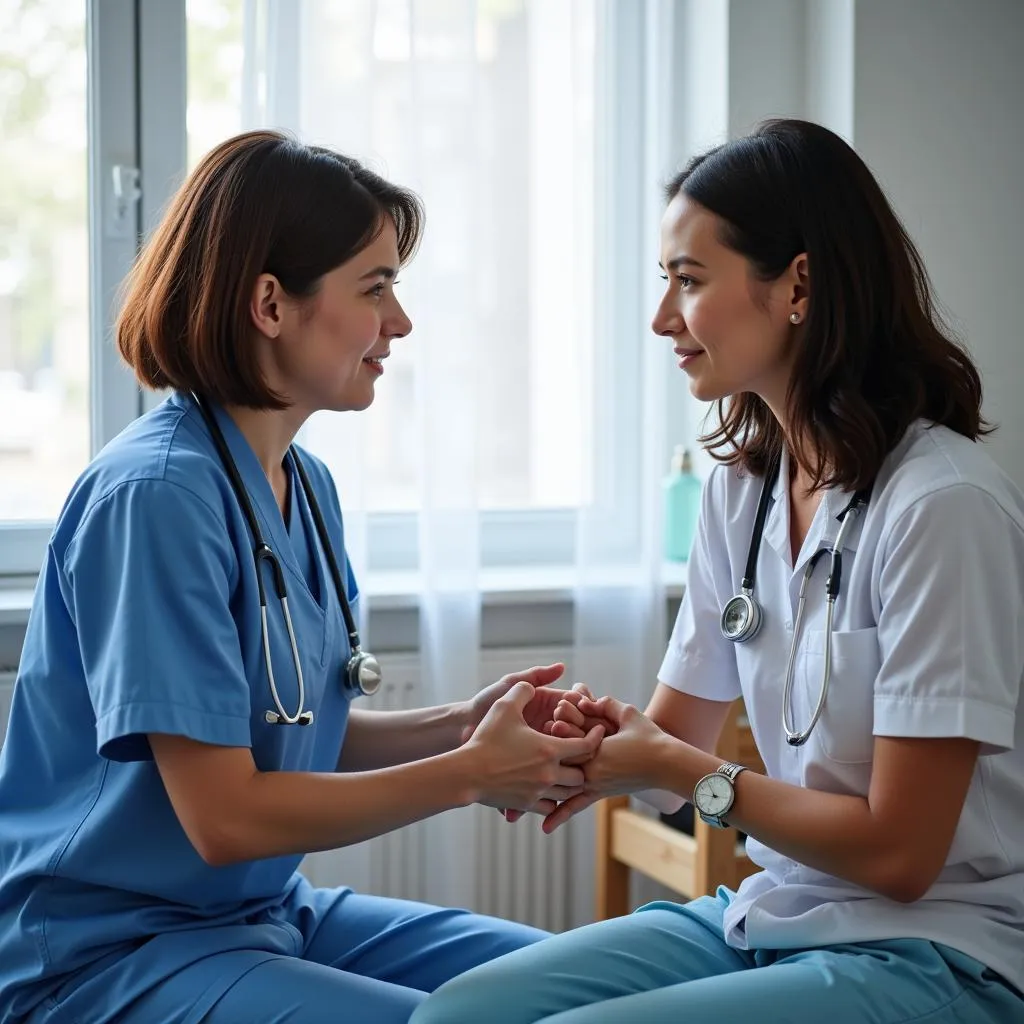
[695, 773, 733, 816]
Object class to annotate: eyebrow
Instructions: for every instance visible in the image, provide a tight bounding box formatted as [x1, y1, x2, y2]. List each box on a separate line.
[358, 266, 398, 281]
[660, 255, 707, 271]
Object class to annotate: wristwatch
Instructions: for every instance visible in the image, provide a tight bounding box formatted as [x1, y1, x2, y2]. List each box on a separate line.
[693, 761, 747, 829]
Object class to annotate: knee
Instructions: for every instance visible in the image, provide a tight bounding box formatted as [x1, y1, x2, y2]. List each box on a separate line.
[410, 973, 523, 1024]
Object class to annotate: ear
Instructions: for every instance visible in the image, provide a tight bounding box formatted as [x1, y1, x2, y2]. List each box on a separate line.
[785, 253, 810, 324]
[250, 273, 286, 340]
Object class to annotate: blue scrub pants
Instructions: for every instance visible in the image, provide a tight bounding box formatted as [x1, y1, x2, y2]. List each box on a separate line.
[31, 881, 546, 1024]
[410, 891, 1024, 1024]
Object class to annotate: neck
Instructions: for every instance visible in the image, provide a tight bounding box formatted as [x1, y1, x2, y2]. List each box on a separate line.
[224, 404, 309, 482]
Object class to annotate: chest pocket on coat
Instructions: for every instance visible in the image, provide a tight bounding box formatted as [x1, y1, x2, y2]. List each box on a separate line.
[795, 626, 880, 764]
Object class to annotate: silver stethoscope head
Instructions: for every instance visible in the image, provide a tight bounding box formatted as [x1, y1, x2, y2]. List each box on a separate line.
[347, 649, 382, 698]
[720, 588, 764, 643]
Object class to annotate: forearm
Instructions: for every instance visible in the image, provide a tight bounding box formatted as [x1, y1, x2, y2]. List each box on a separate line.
[337, 704, 469, 771]
[635, 687, 733, 814]
[209, 747, 477, 864]
[649, 738, 916, 901]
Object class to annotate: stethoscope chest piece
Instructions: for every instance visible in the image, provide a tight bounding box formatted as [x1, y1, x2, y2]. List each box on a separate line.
[347, 649, 382, 697]
[720, 590, 764, 643]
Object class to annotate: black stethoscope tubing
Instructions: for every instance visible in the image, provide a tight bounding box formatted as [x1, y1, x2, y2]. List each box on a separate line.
[191, 393, 381, 724]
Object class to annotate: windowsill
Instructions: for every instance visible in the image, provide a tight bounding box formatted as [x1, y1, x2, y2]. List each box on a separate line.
[0, 562, 689, 626]
[365, 562, 689, 610]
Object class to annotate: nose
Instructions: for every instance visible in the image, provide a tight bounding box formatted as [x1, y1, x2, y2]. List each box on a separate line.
[651, 288, 683, 338]
[385, 296, 413, 340]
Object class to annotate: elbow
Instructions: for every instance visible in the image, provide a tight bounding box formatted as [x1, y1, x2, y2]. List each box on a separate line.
[194, 836, 238, 868]
[185, 816, 251, 868]
[872, 855, 938, 904]
[878, 875, 930, 904]
[191, 830, 236, 868]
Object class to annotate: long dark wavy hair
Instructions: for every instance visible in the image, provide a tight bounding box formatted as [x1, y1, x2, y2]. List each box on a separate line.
[667, 118, 992, 491]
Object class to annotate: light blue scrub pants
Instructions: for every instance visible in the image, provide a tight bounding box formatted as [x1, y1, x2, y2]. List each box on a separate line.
[31, 882, 546, 1024]
[410, 890, 1024, 1024]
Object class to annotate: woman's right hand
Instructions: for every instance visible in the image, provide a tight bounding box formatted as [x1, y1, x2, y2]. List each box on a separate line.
[462, 681, 605, 814]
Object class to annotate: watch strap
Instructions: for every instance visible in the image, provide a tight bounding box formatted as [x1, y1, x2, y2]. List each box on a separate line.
[716, 761, 748, 783]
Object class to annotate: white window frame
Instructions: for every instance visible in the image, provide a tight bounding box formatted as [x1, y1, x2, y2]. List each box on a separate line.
[0, 0, 689, 583]
[0, 0, 183, 585]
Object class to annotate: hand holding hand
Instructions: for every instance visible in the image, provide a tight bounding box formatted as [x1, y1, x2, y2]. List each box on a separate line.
[541, 694, 668, 834]
[463, 664, 596, 743]
[501, 681, 604, 823]
[463, 682, 605, 816]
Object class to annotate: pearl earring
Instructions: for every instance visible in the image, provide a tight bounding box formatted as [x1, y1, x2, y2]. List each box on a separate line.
[789, 312, 802, 325]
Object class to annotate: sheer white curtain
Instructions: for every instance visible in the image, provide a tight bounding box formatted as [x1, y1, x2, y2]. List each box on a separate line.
[233, 0, 672, 920]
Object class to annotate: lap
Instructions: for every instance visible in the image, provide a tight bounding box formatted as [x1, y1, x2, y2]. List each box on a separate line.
[411, 895, 1023, 1024]
[410, 895, 752, 1024]
[44, 881, 546, 1024]
[540, 939, 1018, 1024]
[292, 885, 549, 993]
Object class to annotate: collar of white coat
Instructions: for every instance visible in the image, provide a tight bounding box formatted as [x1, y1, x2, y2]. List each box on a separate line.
[763, 446, 866, 571]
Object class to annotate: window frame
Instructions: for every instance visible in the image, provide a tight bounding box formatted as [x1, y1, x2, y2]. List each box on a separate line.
[0, 0, 690, 583]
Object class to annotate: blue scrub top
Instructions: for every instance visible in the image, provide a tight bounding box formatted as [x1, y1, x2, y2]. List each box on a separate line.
[0, 392, 358, 1018]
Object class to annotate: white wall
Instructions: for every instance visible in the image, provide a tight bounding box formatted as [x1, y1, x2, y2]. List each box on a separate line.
[853, 0, 1024, 485]
[672, 0, 1024, 487]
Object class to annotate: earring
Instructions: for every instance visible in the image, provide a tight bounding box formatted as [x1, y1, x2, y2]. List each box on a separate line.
[789, 312, 802, 325]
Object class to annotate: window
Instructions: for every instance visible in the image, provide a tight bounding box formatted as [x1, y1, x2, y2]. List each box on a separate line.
[187, 0, 598, 516]
[3, 0, 673, 580]
[0, 0, 89, 522]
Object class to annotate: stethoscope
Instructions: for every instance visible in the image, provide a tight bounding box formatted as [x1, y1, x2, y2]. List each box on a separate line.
[192, 393, 382, 725]
[720, 451, 870, 746]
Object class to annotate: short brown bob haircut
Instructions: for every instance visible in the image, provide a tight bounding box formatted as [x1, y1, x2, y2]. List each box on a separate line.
[667, 118, 992, 493]
[117, 130, 424, 409]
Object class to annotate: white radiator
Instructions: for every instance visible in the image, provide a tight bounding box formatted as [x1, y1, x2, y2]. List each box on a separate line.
[302, 646, 594, 933]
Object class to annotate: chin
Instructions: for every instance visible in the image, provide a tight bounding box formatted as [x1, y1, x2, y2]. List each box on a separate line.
[688, 377, 729, 404]
[321, 382, 376, 413]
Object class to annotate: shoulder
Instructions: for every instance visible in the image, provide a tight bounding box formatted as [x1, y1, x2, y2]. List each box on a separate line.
[701, 459, 769, 529]
[872, 422, 1024, 540]
[53, 395, 238, 562]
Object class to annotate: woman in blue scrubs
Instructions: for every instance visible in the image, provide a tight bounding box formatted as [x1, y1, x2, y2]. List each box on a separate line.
[0, 130, 603, 1023]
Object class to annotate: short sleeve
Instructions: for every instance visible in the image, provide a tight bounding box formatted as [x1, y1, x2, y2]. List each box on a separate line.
[874, 484, 1023, 754]
[62, 479, 253, 762]
[658, 468, 742, 701]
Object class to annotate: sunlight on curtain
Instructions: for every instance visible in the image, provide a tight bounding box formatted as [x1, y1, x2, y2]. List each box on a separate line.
[187, 0, 675, 923]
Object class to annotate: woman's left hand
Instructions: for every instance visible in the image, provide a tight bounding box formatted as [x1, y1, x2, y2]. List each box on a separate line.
[541, 695, 671, 833]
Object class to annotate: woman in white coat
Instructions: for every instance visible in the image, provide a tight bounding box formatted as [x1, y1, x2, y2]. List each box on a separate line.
[412, 118, 1024, 1024]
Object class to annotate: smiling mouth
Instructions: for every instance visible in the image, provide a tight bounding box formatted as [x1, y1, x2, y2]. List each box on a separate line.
[363, 352, 389, 372]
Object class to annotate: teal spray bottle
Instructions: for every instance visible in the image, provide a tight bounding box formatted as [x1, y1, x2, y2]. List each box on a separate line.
[663, 445, 701, 561]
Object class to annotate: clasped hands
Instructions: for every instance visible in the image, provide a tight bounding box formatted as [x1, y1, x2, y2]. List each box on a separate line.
[462, 662, 665, 833]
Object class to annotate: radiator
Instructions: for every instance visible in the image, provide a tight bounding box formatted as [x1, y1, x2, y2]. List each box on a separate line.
[302, 646, 593, 933]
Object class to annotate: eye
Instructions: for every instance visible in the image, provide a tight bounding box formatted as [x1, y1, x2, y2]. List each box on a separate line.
[367, 282, 386, 298]
[677, 274, 696, 289]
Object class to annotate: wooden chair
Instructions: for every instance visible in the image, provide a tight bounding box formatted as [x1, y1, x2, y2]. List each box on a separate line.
[595, 701, 765, 919]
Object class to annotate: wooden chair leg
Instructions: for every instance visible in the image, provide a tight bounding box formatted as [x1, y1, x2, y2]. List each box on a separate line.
[693, 816, 741, 896]
[595, 796, 631, 919]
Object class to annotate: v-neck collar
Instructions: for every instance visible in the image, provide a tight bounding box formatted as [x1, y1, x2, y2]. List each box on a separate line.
[763, 447, 864, 573]
[178, 392, 329, 612]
